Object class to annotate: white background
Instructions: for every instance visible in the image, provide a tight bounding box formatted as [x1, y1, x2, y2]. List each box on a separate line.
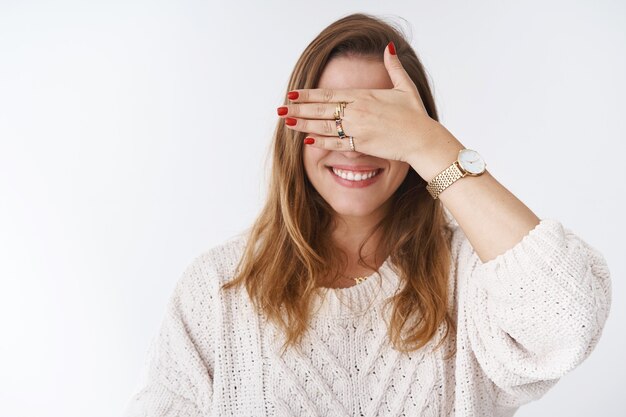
[0, 1, 624, 416]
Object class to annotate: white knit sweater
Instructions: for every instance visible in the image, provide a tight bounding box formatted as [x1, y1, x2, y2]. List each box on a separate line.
[124, 218, 611, 417]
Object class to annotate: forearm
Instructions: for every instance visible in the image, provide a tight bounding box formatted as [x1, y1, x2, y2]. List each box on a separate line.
[408, 122, 540, 263]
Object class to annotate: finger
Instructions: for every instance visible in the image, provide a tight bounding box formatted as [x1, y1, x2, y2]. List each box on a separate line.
[276, 102, 338, 120]
[287, 88, 360, 103]
[304, 135, 356, 152]
[284, 117, 349, 137]
[383, 41, 418, 94]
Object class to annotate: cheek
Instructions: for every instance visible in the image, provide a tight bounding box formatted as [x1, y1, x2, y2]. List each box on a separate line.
[303, 146, 331, 172]
[388, 162, 411, 185]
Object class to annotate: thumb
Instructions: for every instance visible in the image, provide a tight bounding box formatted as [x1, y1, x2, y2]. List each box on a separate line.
[384, 41, 418, 94]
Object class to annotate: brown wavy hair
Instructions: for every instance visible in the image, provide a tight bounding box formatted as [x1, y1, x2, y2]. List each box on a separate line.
[221, 12, 455, 356]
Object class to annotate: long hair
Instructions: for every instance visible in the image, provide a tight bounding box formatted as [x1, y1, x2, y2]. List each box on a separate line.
[222, 12, 455, 356]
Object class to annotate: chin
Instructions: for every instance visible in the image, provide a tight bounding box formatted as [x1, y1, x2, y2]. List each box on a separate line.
[329, 199, 385, 218]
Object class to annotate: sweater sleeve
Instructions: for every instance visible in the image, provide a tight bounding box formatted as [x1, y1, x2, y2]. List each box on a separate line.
[454, 218, 611, 409]
[124, 256, 215, 417]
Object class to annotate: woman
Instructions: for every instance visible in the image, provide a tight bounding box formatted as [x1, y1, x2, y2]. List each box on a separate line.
[125, 13, 611, 417]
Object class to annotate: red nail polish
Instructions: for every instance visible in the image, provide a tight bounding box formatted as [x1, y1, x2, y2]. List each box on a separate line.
[304, 137, 315, 145]
[388, 41, 396, 55]
[277, 106, 288, 116]
[285, 117, 297, 126]
[287, 91, 299, 100]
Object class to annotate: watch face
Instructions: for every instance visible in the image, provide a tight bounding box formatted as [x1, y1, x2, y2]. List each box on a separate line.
[458, 149, 486, 175]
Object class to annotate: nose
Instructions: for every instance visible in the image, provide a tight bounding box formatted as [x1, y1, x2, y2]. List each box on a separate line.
[341, 150, 365, 158]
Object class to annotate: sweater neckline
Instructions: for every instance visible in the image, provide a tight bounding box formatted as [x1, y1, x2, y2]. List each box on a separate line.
[309, 256, 399, 319]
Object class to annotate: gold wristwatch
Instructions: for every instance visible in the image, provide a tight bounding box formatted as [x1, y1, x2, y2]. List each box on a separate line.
[426, 148, 486, 199]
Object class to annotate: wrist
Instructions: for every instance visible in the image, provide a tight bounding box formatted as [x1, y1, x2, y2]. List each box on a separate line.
[407, 124, 465, 182]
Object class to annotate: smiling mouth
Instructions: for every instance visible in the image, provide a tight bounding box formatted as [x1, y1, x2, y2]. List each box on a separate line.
[327, 166, 383, 181]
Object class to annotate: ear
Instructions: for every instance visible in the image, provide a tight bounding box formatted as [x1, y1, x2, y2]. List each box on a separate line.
[383, 41, 418, 94]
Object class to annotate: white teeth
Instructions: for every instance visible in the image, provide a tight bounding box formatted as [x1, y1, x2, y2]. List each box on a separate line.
[331, 167, 380, 181]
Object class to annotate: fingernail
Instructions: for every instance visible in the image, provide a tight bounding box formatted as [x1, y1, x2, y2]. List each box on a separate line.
[304, 137, 315, 145]
[388, 41, 396, 55]
[287, 91, 299, 100]
[285, 117, 297, 126]
[277, 106, 288, 116]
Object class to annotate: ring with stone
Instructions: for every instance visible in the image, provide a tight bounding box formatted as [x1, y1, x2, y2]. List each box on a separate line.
[335, 118, 346, 140]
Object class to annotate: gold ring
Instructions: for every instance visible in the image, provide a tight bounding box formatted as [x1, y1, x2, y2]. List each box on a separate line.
[333, 102, 346, 119]
[334, 102, 348, 139]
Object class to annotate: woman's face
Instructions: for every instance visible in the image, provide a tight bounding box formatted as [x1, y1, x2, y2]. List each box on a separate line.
[303, 55, 411, 221]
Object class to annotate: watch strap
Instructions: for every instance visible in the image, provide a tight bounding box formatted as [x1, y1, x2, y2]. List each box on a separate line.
[426, 161, 465, 199]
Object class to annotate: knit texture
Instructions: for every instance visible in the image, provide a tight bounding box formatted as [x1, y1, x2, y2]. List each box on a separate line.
[124, 219, 611, 417]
